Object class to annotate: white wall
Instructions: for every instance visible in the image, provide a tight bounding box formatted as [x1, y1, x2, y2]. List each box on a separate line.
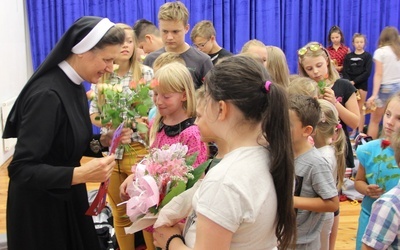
[0, 0, 33, 165]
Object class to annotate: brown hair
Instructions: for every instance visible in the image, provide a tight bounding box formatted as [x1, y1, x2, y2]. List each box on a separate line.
[204, 55, 296, 249]
[328, 25, 345, 44]
[378, 26, 400, 60]
[133, 19, 160, 42]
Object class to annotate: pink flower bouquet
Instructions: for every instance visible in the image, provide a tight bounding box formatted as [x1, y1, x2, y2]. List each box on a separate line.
[120, 143, 210, 233]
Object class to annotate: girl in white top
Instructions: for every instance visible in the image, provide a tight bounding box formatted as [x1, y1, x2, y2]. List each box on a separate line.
[366, 26, 400, 139]
[152, 55, 296, 250]
[313, 99, 346, 250]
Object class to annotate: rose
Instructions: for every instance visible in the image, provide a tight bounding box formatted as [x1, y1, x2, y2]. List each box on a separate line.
[86, 89, 95, 100]
[381, 139, 390, 150]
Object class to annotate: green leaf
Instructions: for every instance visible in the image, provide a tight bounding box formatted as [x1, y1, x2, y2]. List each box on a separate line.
[185, 152, 198, 166]
[160, 181, 186, 207]
[186, 159, 211, 189]
[136, 123, 148, 133]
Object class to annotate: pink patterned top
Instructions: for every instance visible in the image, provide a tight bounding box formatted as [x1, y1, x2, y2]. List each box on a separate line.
[150, 118, 208, 167]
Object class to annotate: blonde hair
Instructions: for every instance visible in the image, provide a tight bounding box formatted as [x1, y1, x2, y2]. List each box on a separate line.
[149, 62, 196, 144]
[239, 52, 264, 65]
[97, 23, 143, 111]
[288, 76, 318, 97]
[266, 46, 290, 88]
[158, 1, 189, 26]
[153, 52, 186, 72]
[392, 129, 400, 164]
[240, 39, 265, 53]
[190, 20, 215, 41]
[378, 26, 400, 60]
[352, 33, 367, 44]
[315, 99, 346, 189]
[298, 41, 340, 83]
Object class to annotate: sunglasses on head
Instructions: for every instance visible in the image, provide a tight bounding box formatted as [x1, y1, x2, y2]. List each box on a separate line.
[297, 43, 324, 56]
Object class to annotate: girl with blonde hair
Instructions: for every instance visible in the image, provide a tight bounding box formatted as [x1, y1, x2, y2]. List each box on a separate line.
[313, 99, 346, 250]
[266, 45, 290, 88]
[298, 41, 359, 170]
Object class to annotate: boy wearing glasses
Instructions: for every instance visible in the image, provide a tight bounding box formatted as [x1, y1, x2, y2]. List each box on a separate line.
[143, 2, 213, 89]
[190, 20, 233, 65]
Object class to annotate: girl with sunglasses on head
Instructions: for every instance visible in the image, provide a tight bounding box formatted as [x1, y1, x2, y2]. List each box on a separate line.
[298, 42, 360, 170]
[327, 25, 351, 74]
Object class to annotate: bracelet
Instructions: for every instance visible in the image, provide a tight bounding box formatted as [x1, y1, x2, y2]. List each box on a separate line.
[165, 234, 185, 250]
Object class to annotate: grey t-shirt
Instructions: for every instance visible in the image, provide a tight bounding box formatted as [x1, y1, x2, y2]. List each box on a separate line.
[143, 47, 213, 89]
[293, 147, 338, 249]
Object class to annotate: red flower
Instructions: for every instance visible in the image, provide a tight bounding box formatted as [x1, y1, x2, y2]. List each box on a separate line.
[381, 139, 391, 150]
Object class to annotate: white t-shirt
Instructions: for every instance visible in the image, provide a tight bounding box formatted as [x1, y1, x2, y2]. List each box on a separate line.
[373, 46, 400, 85]
[183, 146, 278, 250]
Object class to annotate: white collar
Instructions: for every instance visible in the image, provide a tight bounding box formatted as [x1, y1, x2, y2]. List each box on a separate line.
[58, 60, 84, 85]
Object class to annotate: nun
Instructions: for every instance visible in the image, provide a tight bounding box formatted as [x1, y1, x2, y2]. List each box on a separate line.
[3, 16, 133, 250]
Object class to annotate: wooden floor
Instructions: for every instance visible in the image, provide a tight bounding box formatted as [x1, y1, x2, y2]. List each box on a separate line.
[0, 156, 361, 249]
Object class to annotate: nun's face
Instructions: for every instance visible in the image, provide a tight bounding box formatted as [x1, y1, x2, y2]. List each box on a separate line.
[79, 45, 121, 83]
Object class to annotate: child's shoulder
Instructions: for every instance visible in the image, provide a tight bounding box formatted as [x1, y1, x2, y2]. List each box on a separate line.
[297, 147, 326, 164]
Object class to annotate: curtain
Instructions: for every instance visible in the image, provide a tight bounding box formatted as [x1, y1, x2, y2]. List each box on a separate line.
[26, 0, 400, 131]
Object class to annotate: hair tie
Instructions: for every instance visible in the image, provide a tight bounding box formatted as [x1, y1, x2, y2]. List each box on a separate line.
[336, 123, 342, 129]
[264, 81, 272, 92]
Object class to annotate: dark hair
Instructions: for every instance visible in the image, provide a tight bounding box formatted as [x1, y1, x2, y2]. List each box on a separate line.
[132, 19, 160, 41]
[93, 26, 125, 50]
[204, 55, 296, 249]
[289, 94, 321, 129]
[328, 25, 345, 44]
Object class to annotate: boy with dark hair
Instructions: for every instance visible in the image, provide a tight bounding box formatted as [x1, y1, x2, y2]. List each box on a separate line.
[143, 1, 213, 89]
[190, 20, 232, 65]
[289, 94, 339, 249]
[133, 19, 163, 54]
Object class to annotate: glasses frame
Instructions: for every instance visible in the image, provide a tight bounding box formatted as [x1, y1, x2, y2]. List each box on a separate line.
[193, 39, 210, 49]
[297, 43, 325, 56]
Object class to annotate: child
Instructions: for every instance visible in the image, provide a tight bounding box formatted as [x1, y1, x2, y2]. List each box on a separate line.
[354, 91, 400, 250]
[152, 55, 296, 249]
[148, 52, 186, 122]
[240, 39, 268, 66]
[298, 41, 360, 170]
[342, 33, 373, 138]
[143, 1, 213, 89]
[314, 99, 347, 250]
[326, 25, 350, 74]
[288, 76, 319, 98]
[289, 94, 339, 249]
[88, 23, 154, 250]
[366, 27, 400, 139]
[133, 19, 164, 54]
[195, 86, 227, 168]
[361, 128, 400, 249]
[149, 62, 207, 166]
[190, 20, 233, 65]
[266, 45, 290, 88]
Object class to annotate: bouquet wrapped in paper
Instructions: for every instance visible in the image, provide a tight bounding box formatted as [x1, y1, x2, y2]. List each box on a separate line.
[120, 143, 210, 234]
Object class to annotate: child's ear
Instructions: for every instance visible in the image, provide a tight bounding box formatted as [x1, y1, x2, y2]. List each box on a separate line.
[217, 100, 228, 121]
[303, 125, 314, 137]
[181, 91, 187, 101]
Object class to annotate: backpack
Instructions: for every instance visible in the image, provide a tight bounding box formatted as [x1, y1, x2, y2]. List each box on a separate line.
[88, 190, 119, 250]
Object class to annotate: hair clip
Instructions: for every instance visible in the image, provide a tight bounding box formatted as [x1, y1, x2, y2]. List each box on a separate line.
[320, 112, 326, 123]
[336, 123, 342, 129]
[265, 81, 272, 92]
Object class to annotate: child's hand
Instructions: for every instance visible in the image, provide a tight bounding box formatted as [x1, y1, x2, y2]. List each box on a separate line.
[119, 173, 135, 201]
[366, 184, 384, 199]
